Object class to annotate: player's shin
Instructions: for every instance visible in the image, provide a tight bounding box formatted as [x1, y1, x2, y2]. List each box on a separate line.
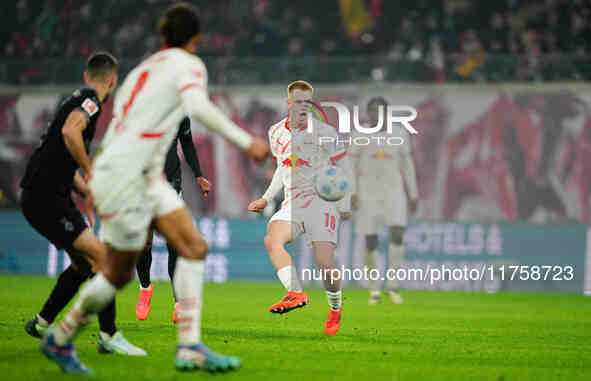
[97, 299, 117, 337]
[136, 246, 153, 289]
[173, 256, 204, 345]
[53, 273, 116, 346]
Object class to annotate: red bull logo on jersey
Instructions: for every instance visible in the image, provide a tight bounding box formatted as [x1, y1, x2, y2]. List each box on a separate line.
[282, 154, 311, 170]
[371, 151, 393, 160]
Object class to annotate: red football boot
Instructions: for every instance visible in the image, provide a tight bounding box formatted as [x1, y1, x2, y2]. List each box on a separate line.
[324, 309, 341, 335]
[172, 302, 180, 323]
[135, 284, 154, 320]
[269, 291, 309, 314]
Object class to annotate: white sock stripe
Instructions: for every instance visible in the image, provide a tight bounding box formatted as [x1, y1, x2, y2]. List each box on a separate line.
[326, 289, 343, 310]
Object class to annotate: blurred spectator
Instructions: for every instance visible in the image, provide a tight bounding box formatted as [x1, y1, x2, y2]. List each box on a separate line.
[2, 0, 591, 83]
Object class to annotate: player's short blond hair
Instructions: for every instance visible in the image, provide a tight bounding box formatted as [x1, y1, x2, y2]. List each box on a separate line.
[287, 80, 314, 97]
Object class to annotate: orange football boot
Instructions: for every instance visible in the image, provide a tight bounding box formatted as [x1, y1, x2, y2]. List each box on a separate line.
[269, 291, 309, 314]
[135, 284, 154, 320]
[172, 303, 180, 323]
[324, 309, 341, 335]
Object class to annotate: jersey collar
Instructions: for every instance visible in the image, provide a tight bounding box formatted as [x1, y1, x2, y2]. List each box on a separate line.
[284, 116, 308, 132]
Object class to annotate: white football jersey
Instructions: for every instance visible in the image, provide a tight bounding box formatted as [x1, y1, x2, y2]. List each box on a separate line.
[348, 124, 417, 201]
[268, 117, 346, 209]
[94, 47, 251, 185]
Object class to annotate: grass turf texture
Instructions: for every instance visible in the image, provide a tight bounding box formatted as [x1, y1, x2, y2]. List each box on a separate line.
[1, 275, 590, 381]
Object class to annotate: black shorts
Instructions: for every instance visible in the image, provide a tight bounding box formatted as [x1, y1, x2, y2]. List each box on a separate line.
[21, 188, 87, 251]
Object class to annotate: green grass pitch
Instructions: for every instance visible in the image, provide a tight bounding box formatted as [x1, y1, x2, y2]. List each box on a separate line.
[1, 275, 590, 380]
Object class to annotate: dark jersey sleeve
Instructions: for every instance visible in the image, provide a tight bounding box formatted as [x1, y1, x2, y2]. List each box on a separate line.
[77, 89, 101, 127]
[20, 86, 101, 193]
[178, 117, 202, 178]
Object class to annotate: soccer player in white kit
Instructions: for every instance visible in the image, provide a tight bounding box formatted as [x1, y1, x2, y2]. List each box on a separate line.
[40, 3, 269, 374]
[248, 81, 352, 335]
[349, 97, 418, 305]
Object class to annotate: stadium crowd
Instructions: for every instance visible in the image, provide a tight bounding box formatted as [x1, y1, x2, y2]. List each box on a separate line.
[2, 0, 591, 83]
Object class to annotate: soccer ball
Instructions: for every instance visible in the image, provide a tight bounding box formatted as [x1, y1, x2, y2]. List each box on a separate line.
[314, 166, 348, 202]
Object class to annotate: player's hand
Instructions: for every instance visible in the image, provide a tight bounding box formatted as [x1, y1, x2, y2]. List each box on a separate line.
[247, 138, 270, 163]
[82, 170, 92, 184]
[351, 194, 359, 211]
[248, 198, 268, 213]
[197, 176, 212, 198]
[340, 211, 352, 220]
[409, 198, 418, 217]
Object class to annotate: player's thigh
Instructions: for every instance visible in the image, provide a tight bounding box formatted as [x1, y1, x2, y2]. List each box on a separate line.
[154, 207, 207, 260]
[102, 245, 141, 288]
[21, 191, 87, 252]
[265, 218, 295, 249]
[70, 228, 107, 272]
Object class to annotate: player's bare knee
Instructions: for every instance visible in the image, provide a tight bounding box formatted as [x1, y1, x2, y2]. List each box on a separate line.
[390, 226, 405, 245]
[183, 236, 208, 260]
[264, 234, 282, 253]
[366, 235, 378, 251]
[192, 239, 208, 259]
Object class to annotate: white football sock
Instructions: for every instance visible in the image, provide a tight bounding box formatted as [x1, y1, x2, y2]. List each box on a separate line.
[387, 243, 404, 290]
[277, 265, 303, 292]
[364, 249, 380, 293]
[54, 273, 116, 346]
[173, 257, 204, 346]
[326, 290, 342, 311]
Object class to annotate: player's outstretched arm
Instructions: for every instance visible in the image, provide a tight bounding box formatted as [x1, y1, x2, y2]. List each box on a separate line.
[179, 117, 203, 178]
[62, 110, 92, 176]
[248, 165, 283, 212]
[178, 117, 212, 197]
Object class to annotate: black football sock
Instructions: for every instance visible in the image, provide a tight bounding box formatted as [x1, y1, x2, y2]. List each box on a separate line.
[39, 265, 87, 324]
[97, 298, 117, 336]
[167, 244, 178, 302]
[136, 246, 153, 289]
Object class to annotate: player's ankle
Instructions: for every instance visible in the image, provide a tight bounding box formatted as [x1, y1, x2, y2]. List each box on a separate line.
[99, 331, 115, 341]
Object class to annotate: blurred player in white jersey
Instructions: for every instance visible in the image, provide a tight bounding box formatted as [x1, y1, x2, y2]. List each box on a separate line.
[349, 97, 418, 305]
[248, 81, 352, 335]
[41, 3, 269, 374]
